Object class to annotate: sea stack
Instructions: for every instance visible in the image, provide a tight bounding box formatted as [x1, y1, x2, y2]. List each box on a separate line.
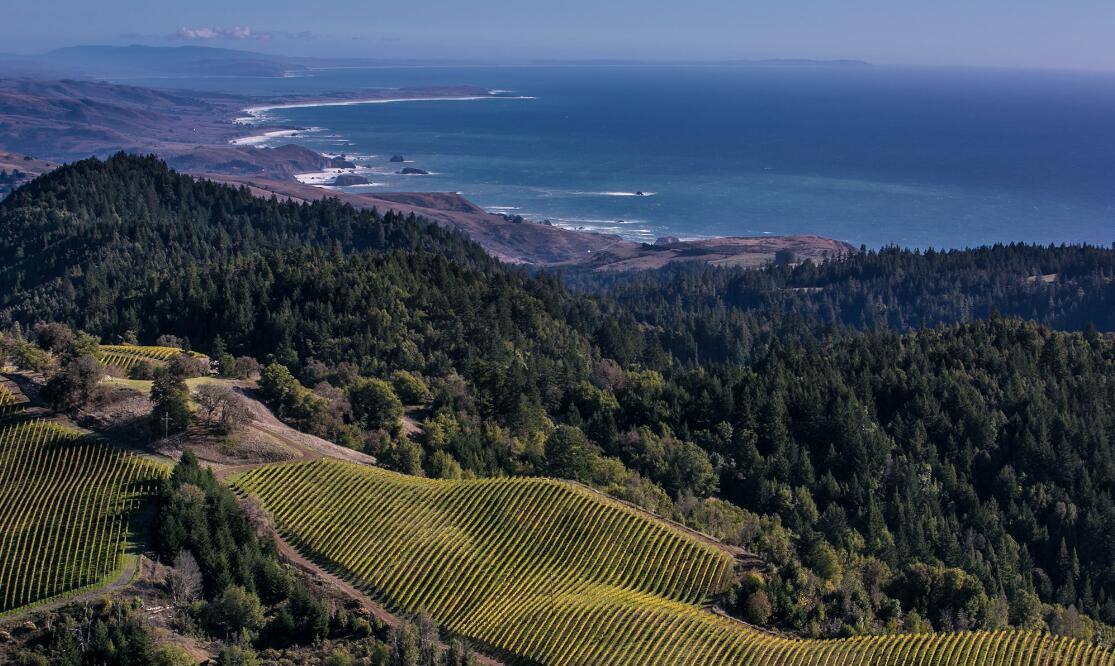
[331, 174, 371, 186]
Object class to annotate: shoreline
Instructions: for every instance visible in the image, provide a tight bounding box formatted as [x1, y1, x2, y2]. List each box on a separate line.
[228, 129, 305, 146]
[211, 86, 858, 266]
[238, 93, 536, 123]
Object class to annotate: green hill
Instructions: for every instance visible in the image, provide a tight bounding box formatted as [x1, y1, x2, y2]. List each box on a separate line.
[233, 458, 1111, 665]
[0, 410, 163, 613]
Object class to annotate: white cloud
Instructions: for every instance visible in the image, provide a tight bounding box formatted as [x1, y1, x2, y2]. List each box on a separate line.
[176, 26, 269, 41]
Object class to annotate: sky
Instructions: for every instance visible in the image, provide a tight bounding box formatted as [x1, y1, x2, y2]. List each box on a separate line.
[3, 0, 1115, 70]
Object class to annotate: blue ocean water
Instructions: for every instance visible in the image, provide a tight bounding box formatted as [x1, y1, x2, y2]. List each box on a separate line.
[129, 65, 1115, 248]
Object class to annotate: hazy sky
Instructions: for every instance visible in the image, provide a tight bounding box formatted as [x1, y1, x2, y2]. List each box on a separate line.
[4, 0, 1115, 70]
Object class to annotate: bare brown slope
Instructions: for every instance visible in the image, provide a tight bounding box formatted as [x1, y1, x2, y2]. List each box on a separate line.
[204, 174, 636, 264]
[206, 174, 856, 269]
[0, 79, 491, 179]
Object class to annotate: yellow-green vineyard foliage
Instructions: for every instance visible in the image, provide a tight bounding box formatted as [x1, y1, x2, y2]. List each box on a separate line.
[97, 344, 207, 372]
[0, 416, 163, 613]
[0, 384, 22, 419]
[233, 459, 1114, 665]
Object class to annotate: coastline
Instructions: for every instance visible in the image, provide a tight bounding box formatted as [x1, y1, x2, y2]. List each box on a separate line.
[229, 96, 730, 247]
[227, 89, 536, 170]
[228, 129, 305, 146]
[0, 76, 857, 271]
[237, 92, 536, 124]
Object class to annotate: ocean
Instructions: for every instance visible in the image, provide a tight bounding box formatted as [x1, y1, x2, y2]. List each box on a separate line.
[125, 65, 1115, 249]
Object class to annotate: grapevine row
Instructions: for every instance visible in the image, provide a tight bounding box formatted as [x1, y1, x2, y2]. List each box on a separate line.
[0, 419, 163, 613]
[97, 344, 207, 372]
[233, 459, 1114, 665]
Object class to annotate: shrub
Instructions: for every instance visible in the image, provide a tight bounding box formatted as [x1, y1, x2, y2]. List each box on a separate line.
[169, 353, 208, 379]
[42, 354, 103, 410]
[234, 356, 261, 379]
[152, 644, 197, 666]
[129, 358, 157, 379]
[744, 589, 773, 625]
[325, 647, 355, 666]
[349, 377, 403, 431]
[203, 586, 265, 637]
[214, 645, 259, 666]
[391, 370, 431, 405]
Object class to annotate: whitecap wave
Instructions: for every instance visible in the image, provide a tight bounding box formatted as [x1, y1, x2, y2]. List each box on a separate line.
[230, 127, 328, 146]
[574, 191, 657, 197]
[229, 129, 301, 146]
[294, 165, 379, 186]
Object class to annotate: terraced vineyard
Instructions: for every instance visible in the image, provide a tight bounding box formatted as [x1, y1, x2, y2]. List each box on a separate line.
[0, 384, 22, 419]
[0, 417, 163, 613]
[233, 459, 1114, 665]
[98, 344, 207, 372]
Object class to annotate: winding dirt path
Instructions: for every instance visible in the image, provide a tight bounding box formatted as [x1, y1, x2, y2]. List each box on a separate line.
[0, 556, 144, 626]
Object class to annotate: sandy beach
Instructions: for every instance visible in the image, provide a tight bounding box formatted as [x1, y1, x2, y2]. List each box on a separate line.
[237, 92, 535, 124]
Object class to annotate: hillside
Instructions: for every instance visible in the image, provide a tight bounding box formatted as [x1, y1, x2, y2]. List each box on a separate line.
[0, 150, 57, 197]
[4, 157, 1115, 660]
[0, 393, 163, 614]
[233, 458, 1110, 665]
[210, 173, 855, 268]
[0, 78, 245, 160]
[0, 154, 497, 330]
[589, 244, 1115, 365]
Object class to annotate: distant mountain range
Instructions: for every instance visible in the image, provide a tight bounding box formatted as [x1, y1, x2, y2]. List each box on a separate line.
[42, 44, 307, 78]
[0, 45, 308, 79]
[0, 44, 870, 80]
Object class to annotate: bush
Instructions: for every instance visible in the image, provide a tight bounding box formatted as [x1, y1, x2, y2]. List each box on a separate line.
[743, 589, 773, 625]
[13, 652, 49, 666]
[152, 644, 197, 666]
[349, 377, 403, 431]
[169, 353, 208, 379]
[33, 322, 74, 352]
[156, 334, 186, 349]
[325, 647, 355, 666]
[203, 585, 265, 637]
[42, 354, 103, 410]
[6, 338, 51, 372]
[233, 356, 261, 379]
[391, 370, 430, 405]
[214, 645, 259, 666]
[381, 438, 424, 476]
[129, 359, 157, 379]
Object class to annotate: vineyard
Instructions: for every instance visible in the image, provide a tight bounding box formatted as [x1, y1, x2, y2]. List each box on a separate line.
[97, 344, 207, 372]
[233, 459, 1115, 665]
[0, 413, 163, 613]
[0, 383, 23, 419]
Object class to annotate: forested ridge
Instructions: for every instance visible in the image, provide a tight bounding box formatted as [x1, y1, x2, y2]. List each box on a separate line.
[583, 244, 1115, 365]
[0, 153, 492, 332]
[3, 155, 1115, 645]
